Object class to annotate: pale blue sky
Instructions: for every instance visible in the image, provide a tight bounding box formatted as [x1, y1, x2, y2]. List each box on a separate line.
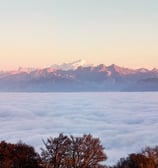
[0, 0, 158, 70]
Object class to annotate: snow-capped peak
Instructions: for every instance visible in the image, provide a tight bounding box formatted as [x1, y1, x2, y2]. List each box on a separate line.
[71, 59, 86, 67]
[50, 59, 87, 70]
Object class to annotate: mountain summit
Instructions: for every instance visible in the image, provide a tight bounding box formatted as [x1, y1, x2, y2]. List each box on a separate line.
[50, 59, 87, 70]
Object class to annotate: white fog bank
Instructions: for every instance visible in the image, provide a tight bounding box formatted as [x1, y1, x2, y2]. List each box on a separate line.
[0, 92, 158, 165]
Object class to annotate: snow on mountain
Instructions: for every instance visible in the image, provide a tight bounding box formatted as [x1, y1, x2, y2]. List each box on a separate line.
[0, 62, 158, 91]
[50, 59, 87, 70]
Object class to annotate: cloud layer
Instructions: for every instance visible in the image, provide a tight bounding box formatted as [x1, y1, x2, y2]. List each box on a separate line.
[0, 92, 158, 165]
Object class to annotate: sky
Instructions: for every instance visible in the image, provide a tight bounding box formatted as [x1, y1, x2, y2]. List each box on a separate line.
[0, 0, 158, 70]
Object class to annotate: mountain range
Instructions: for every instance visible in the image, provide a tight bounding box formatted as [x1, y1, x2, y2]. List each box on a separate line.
[0, 60, 158, 92]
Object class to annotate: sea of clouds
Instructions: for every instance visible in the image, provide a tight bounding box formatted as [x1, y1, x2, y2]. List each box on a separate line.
[0, 92, 158, 165]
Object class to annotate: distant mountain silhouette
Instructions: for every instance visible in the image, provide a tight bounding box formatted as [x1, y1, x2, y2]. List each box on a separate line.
[0, 61, 158, 91]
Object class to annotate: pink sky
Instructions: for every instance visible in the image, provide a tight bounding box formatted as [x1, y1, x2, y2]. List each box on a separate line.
[0, 0, 158, 70]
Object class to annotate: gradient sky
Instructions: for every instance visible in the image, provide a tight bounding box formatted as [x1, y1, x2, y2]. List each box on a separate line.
[0, 0, 158, 70]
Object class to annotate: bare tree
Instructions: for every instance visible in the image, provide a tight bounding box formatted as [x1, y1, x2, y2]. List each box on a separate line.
[41, 134, 107, 168]
[69, 134, 107, 168]
[114, 153, 155, 168]
[142, 146, 158, 167]
[41, 133, 71, 168]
